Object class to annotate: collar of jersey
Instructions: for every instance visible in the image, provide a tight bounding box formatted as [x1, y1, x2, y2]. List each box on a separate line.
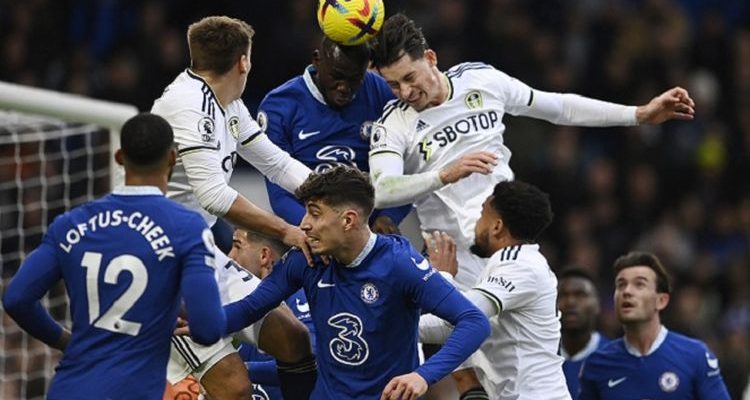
[113, 185, 163, 196]
[303, 65, 328, 106]
[624, 325, 668, 357]
[562, 331, 602, 361]
[185, 68, 227, 115]
[344, 232, 377, 268]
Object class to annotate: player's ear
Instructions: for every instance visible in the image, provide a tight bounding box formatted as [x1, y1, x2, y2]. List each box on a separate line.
[312, 49, 321, 68]
[424, 49, 437, 67]
[239, 53, 251, 74]
[114, 149, 125, 166]
[491, 216, 504, 238]
[342, 209, 357, 230]
[167, 148, 177, 168]
[656, 292, 670, 312]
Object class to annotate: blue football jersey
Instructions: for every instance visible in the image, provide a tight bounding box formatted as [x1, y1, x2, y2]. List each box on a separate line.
[238, 234, 459, 399]
[258, 66, 409, 226]
[562, 332, 609, 399]
[5, 186, 221, 399]
[579, 327, 730, 399]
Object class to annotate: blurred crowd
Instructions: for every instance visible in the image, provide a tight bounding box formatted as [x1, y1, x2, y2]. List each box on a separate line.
[2, 0, 750, 397]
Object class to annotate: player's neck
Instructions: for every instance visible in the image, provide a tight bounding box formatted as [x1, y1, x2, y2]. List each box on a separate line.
[124, 174, 168, 194]
[333, 228, 372, 266]
[623, 317, 662, 355]
[491, 236, 524, 254]
[193, 69, 237, 108]
[561, 329, 592, 356]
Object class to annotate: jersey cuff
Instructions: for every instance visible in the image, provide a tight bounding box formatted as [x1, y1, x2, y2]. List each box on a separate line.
[179, 144, 220, 155]
[473, 288, 502, 314]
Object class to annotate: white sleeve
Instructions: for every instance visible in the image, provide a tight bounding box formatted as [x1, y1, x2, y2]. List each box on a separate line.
[237, 134, 312, 193]
[168, 108, 238, 216]
[418, 290, 496, 344]
[369, 152, 444, 208]
[488, 68, 637, 126]
[180, 150, 239, 216]
[522, 90, 638, 126]
[473, 260, 537, 312]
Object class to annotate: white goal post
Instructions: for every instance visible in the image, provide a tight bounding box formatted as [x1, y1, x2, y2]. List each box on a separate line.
[0, 81, 137, 400]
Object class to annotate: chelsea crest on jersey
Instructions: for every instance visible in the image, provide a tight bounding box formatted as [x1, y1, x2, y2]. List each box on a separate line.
[151, 69, 262, 224]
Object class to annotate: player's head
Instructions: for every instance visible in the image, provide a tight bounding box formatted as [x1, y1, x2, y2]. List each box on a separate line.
[558, 267, 601, 334]
[295, 166, 374, 256]
[312, 37, 370, 109]
[115, 113, 176, 188]
[229, 228, 289, 279]
[187, 16, 254, 94]
[471, 180, 553, 258]
[613, 251, 671, 326]
[371, 13, 443, 111]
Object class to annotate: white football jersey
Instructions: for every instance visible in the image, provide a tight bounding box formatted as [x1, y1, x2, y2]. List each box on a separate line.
[151, 69, 262, 226]
[370, 62, 532, 286]
[469, 244, 569, 400]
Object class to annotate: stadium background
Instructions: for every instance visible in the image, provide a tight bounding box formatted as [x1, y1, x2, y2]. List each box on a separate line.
[1, 0, 749, 398]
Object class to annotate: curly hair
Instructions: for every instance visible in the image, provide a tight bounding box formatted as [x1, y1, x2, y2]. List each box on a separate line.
[295, 166, 374, 217]
[489, 180, 553, 242]
[371, 13, 429, 69]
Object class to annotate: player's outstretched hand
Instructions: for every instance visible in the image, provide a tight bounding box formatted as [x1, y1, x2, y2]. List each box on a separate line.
[282, 225, 314, 266]
[423, 231, 457, 277]
[372, 215, 400, 235]
[380, 372, 428, 400]
[636, 86, 695, 124]
[439, 151, 497, 184]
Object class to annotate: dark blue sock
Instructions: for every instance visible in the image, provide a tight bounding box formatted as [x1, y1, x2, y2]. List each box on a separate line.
[276, 355, 317, 399]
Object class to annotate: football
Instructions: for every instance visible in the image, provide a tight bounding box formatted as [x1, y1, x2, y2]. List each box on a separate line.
[317, 0, 385, 46]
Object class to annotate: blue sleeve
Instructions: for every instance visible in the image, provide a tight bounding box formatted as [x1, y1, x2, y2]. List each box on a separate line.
[224, 251, 306, 334]
[2, 237, 64, 346]
[695, 345, 731, 400]
[577, 359, 600, 400]
[265, 178, 305, 226]
[393, 240, 490, 384]
[371, 204, 412, 226]
[180, 222, 226, 345]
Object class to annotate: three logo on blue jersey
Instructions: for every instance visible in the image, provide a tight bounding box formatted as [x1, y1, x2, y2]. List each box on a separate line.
[328, 313, 369, 366]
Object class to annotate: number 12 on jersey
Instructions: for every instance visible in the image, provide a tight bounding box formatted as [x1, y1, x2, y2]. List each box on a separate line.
[81, 251, 148, 336]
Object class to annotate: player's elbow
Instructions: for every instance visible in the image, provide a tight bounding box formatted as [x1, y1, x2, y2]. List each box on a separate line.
[190, 317, 226, 345]
[2, 285, 25, 317]
[194, 182, 236, 217]
[372, 179, 400, 209]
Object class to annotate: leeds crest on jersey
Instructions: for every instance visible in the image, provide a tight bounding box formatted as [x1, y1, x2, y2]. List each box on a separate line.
[228, 116, 241, 140]
[465, 90, 483, 109]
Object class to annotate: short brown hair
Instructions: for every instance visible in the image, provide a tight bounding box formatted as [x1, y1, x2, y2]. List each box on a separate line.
[613, 251, 672, 294]
[295, 166, 374, 217]
[187, 16, 254, 75]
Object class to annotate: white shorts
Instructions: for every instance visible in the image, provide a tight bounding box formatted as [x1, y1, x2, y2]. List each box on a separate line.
[167, 248, 267, 383]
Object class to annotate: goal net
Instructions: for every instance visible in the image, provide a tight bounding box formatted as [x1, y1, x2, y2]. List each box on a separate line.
[0, 82, 137, 399]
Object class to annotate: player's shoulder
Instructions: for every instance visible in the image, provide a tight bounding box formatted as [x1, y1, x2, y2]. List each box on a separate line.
[664, 330, 710, 356]
[375, 98, 415, 126]
[586, 337, 627, 365]
[263, 74, 307, 102]
[488, 244, 549, 274]
[152, 70, 209, 114]
[445, 61, 496, 79]
[375, 235, 423, 267]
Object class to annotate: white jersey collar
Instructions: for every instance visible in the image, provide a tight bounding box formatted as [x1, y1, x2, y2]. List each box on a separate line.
[112, 185, 163, 196]
[345, 232, 377, 268]
[624, 325, 668, 357]
[185, 68, 226, 115]
[562, 332, 602, 361]
[303, 65, 327, 105]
